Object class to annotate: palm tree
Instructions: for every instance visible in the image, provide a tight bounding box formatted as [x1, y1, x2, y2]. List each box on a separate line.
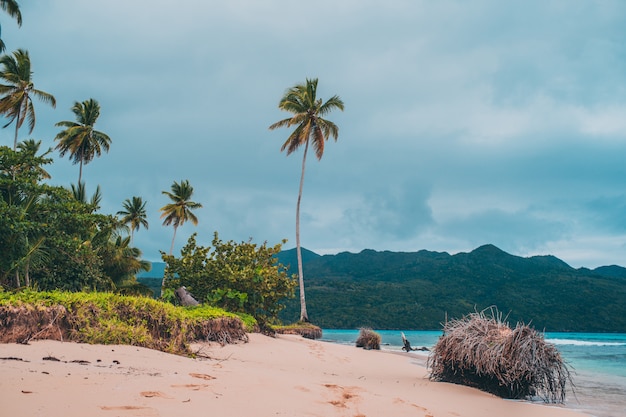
[0, 49, 56, 150]
[160, 180, 202, 293]
[99, 233, 151, 291]
[117, 196, 148, 243]
[160, 179, 202, 256]
[16, 139, 52, 180]
[54, 98, 111, 184]
[70, 182, 102, 212]
[268, 78, 344, 322]
[0, 0, 22, 53]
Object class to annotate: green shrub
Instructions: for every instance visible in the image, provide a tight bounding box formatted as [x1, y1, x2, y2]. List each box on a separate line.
[161, 233, 296, 325]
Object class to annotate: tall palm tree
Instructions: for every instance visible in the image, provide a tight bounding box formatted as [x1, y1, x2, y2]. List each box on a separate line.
[54, 98, 111, 184]
[269, 78, 344, 322]
[117, 196, 148, 243]
[0, 48, 56, 150]
[160, 179, 202, 256]
[0, 0, 22, 53]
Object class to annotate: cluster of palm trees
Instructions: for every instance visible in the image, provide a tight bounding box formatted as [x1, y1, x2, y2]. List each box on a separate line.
[0, 3, 346, 323]
[0, 48, 202, 259]
[0, 2, 204, 289]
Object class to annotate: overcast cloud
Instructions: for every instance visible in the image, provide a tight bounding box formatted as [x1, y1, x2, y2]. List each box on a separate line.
[3, 0, 626, 268]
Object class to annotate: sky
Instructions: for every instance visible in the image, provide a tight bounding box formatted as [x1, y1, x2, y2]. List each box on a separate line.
[2, 0, 626, 268]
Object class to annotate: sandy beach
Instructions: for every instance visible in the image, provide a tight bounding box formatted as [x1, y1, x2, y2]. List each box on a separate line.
[0, 334, 590, 417]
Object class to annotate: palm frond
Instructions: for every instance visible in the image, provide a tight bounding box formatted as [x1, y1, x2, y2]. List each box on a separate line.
[0, 0, 22, 26]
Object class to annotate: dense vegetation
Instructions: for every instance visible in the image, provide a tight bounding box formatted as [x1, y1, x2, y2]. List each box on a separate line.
[276, 245, 626, 332]
[0, 144, 150, 292]
[161, 233, 296, 326]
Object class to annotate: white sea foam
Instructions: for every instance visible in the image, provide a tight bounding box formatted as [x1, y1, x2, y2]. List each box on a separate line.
[546, 338, 626, 347]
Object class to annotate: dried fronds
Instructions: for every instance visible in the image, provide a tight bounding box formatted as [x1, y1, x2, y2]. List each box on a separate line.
[428, 308, 572, 402]
[355, 328, 381, 350]
[274, 322, 323, 340]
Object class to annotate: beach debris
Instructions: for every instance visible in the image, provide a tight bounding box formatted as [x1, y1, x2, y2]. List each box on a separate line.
[401, 332, 430, 352]
[428, 308, 572, 403]
[0, 356, 27, 361]
[175, 286, 199, 306]
[355, 328, 381, 350]
[42, 356, 60, 362]
[140, 391, 171, 398]
[189, 372, 216, 380]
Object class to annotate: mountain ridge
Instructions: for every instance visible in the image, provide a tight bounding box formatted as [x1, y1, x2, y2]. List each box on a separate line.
[138, 244, 626, 331]
[275, 244, 626, 331]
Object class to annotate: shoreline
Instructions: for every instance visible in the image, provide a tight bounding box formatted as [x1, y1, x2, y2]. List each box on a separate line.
[0, 334, 591, 417]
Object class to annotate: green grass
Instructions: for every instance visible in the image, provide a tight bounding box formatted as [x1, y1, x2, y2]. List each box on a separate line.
[0, 289, 256, 355]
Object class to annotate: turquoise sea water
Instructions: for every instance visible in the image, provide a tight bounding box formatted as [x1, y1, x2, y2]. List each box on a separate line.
[321, 330, 626, 417]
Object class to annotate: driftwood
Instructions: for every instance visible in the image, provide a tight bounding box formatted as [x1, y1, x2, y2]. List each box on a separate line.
[428, 309, 572, 402]
[175, 286, 199, 306]
[401, 332, 430, 352]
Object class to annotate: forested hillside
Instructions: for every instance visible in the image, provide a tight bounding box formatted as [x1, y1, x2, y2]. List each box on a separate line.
[276, 245, 626, 332]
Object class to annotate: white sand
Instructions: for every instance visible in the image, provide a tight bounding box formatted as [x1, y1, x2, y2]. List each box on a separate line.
[0, 334, 590, 417]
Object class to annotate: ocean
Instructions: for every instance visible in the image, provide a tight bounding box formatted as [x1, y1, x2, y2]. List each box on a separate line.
[320, 330, 626, 417]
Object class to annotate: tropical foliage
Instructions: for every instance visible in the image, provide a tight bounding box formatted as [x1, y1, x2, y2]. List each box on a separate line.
[0, 48, 56, 149]
[269, 78, 344, 323]
[161, 233, 296, 325]
[54, 98, 111, 184]
[0, 143, 149, 292]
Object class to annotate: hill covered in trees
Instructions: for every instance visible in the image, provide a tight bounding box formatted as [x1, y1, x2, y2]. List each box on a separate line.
[276, 245, 626, 332]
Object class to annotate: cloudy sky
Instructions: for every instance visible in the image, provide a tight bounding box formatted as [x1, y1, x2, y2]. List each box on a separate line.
[3, 0, 626, 268]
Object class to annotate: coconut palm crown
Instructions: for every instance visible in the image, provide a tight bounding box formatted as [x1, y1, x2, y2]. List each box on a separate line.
[54, 98, 111, 184]
[160, 179, 202, 256]
[0, 48, 56, 150]
[117, 196, 149, 243]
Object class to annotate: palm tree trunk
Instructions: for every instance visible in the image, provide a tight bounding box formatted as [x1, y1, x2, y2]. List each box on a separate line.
[24, 262, 30, 287]
[78, 159, 83, 185]
[169, 225, 178, 256]
[13, 106, 20, 150]
[162, 225, 178, 294]
[296, 139, 310, 322]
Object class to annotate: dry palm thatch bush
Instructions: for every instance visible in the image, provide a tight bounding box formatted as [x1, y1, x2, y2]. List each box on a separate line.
[355, 328, 381, 350]
[428, 309, 572, 402]
[274, 322, 323, 339]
